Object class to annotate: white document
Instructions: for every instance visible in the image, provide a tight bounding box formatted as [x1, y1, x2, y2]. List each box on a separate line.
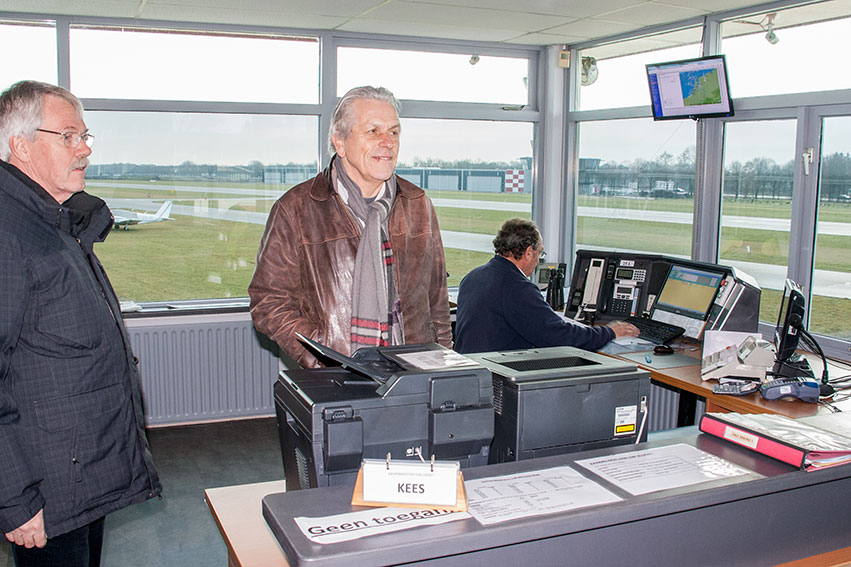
[464, 466, 622, 526]
[576, 443, 750, 496]
[702, 330, 761, 360]
[393, 350, 478, 370]
[295, 507, 470, 545]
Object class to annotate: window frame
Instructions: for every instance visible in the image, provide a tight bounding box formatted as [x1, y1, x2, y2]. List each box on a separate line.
[564, 1, 851, 360]
[0, 11, 544, 314]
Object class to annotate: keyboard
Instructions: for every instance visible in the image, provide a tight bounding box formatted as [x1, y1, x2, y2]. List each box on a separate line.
[625, 316, 685, 345]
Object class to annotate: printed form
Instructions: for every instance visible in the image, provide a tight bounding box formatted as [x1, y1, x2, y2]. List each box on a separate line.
[576, 443, 750, 495]
[464, 466, 622, 525]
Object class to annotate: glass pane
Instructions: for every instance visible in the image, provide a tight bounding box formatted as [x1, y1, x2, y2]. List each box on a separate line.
[722, 7, 851, 98]
[83, 111, 319, 302]
[576, 118, 697, 254]
[813, 116, 851, 340]
[337, 47, 528, 105]
[397, 118, 534, 285]
[71, 26, 319, 103]
[719, 120, 796, 325]
[0, 21, 57, 91]
[578, 29, 701, 111]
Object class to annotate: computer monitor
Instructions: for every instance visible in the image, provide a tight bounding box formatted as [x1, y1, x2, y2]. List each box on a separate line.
[645, 54, 734, 120]
[651, 264, 725, 339]
[774, 279, 806, 363]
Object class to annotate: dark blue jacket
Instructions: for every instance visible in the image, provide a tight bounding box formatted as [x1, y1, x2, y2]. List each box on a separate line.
[0, 161, 161, 537]
[454, 255, 615, 354]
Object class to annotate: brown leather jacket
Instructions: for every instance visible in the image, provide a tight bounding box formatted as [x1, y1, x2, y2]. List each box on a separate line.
[249, 165, 451, 368]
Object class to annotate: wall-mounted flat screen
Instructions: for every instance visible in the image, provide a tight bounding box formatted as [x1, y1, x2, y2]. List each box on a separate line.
[646, 55, 734, 120]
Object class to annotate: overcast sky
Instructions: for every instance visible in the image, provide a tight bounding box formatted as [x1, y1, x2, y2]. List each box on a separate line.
[1, 16, 850, 167]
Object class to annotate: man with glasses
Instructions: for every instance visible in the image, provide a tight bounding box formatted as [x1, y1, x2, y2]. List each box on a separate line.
[249, 86, 451, 367]
[454, 218, 639, 354]
[0, 81, 161, 567]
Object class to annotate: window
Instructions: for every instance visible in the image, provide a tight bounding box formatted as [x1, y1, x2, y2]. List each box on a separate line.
[337, 47, 529, 105]
[719, 119, 797, 326]
[0, 21, 56, 91]
[397, 118, 534, 286]
[721, 5, 851, 98]
[578, 29, 701, 111]
[569, 6, 851, 356]
[84, 111, 319, 302]
[70, 26, 320, 103]
[812, 116, 851, 339]
[576, 118, 697, 255]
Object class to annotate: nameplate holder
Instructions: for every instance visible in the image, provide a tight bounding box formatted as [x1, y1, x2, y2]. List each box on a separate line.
[351, 453, 467, 511]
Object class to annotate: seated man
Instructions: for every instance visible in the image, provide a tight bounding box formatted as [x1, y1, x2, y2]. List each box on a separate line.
[454, 218, 638, 354]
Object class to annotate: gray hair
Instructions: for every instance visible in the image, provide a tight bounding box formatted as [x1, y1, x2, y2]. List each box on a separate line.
[493, 218, 542, 260]
[327, 86, 401, 156]
[0, 80, 84, 161]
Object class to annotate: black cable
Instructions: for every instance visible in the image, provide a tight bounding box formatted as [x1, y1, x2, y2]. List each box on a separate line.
[797, 326, 833, 397]
[830, 373, 851, 384]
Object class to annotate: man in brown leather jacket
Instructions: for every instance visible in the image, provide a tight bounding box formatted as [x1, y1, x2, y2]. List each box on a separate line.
[249, 86, 451, 368]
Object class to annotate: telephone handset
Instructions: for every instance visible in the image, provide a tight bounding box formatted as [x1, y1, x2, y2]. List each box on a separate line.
[575, 258, 605, 321]
[581, 258, 605, 305]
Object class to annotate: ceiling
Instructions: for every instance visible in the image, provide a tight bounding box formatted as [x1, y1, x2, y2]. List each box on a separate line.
[3, 0, 842, 48]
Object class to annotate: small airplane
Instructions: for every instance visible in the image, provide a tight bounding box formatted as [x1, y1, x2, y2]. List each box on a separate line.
[112, 201, 174, 230]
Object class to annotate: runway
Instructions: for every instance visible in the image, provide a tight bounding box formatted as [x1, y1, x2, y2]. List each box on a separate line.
[98, 190, 850, 299]
[89, 181, 851, 237]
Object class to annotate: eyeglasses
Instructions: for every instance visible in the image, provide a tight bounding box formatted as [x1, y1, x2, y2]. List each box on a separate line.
[35, 128, 94, 149]
[538, 249, 547, 260]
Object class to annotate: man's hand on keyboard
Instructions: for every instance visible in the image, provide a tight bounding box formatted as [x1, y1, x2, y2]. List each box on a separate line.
[608, 321, 641, 339]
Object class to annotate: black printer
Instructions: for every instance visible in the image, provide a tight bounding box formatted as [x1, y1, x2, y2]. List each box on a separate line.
[274, 338, 494, 490]
[466, 346, 651, 463]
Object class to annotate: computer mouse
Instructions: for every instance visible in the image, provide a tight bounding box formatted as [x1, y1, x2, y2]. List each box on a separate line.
[653, 344, 674, 355]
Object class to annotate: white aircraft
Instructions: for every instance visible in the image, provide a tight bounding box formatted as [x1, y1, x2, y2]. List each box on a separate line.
[112, 201, 174, 230]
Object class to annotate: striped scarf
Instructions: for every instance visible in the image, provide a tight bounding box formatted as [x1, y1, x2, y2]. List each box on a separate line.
[333, 157, 404, 353]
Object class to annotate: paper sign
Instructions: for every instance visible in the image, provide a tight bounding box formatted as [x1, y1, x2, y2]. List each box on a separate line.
[295, 507, 470, 545]
[362, 458, 459, 507]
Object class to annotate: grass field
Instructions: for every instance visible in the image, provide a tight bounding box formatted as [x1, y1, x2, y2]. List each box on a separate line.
[90, 180, 850, 339]
[99, 217, 264, 301]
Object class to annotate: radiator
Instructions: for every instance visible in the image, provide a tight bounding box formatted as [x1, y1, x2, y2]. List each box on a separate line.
[648, 381, 681, 432]
[126, 313, 282, 426]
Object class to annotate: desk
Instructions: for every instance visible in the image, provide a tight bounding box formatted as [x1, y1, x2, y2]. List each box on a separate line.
[616, 346, 851, 418]
[208, 450, 851, 567]
[205, 480, 288, 567]
[260, 433, 851, 567]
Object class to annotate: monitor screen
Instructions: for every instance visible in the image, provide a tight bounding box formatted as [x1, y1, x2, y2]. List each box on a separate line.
[654, 264, 725, 320]
[646, 54, 734, 120]
[775, 279, 806, 362]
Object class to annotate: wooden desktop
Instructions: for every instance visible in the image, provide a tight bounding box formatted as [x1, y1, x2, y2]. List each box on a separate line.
[205, 480, 288, 567]
[614, 343, 850, 418]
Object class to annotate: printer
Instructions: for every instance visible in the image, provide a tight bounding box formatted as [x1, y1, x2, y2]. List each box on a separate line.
[465, 347, 651, 463]
[274, 337, 494, 490]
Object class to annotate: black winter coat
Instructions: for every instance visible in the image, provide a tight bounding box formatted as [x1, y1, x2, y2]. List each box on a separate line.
[0, 160, 161, 537]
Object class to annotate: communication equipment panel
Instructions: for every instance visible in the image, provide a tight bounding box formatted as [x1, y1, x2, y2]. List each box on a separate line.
[566, 250, 760, 337]
[608, 263, 647, 318]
